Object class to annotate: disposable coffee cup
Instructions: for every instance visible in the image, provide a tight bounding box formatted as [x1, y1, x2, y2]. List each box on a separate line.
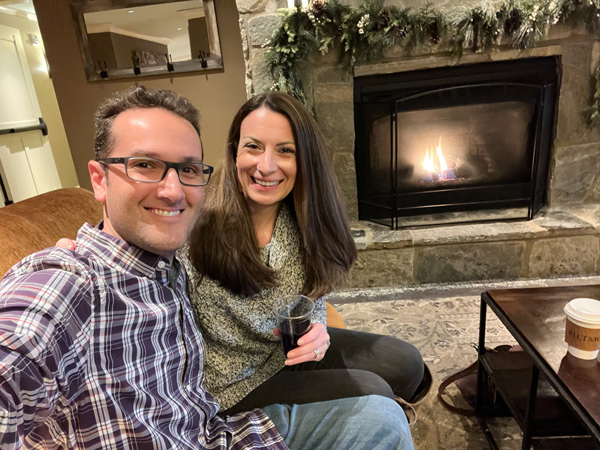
[564, 298, 600, 360]
[273, 294, 314, 355]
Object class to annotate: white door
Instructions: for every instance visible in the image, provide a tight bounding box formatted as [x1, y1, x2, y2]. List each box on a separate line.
[0, 24, 61, 207]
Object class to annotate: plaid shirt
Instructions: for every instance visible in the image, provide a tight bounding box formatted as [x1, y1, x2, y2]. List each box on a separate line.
[0, 223, 287, 450]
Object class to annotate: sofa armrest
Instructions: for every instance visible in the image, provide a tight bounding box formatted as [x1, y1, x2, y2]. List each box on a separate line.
[0, 188, 103, 276]
[326, 301, 346, 329]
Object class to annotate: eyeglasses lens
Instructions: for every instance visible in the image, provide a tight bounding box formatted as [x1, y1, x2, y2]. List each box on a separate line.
[125, 158, 208, 186]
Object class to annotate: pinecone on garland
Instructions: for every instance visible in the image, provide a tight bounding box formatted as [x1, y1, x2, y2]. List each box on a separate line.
[378, 9, 391, 28]
[394, 25, 408, 40]
[311, 0, 326, 16]
[504, 9, 521, 35]
[428, 21, 441, 44]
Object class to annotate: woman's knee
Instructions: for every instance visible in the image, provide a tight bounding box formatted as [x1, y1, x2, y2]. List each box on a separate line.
[327, 328, 425, 400]
[343, 369, 396, 400]
[400, 340, 425, 379]
[388, 340, 424, 399]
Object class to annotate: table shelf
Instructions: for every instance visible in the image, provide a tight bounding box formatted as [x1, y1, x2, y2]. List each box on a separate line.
[480, 351, 590, 439]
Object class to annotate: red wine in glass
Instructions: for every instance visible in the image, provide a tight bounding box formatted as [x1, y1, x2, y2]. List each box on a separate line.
[274, 294, 314, 355]
[279, 316, 311, 354]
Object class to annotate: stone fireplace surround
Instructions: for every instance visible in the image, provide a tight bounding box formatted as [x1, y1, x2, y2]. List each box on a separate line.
[236, 0, 600, 288]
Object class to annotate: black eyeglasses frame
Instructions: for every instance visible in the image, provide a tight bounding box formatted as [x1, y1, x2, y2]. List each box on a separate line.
[98, 156, 214, 187]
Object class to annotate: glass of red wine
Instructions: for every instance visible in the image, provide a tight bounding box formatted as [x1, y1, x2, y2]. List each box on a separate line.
[273, 294, 314, 355]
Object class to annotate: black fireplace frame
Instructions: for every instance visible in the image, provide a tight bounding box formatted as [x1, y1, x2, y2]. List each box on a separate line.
[354, 57, 560, 228]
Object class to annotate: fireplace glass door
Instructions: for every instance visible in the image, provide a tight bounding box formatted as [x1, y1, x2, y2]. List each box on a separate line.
[354, 57, 559, 228]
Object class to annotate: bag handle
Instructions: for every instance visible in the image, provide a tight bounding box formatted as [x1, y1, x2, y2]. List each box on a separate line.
[395, 396, 418, 427]
[437, 344, 515, 416]
[437, 360, 478, 416]
[396, 362, 433, 428]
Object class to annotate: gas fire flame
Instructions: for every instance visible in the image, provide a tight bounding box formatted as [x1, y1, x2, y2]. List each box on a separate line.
[422, 138, 456, 181]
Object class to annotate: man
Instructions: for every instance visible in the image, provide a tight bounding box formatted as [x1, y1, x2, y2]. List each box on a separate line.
[0, 86, 413, 449]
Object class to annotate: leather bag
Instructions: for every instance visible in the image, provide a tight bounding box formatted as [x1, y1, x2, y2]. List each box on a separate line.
[437, 344, 516, 416]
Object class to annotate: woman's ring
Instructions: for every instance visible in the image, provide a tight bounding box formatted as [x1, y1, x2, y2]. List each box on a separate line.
[314, 349, 320, 360]
[327, 340, 330, 348]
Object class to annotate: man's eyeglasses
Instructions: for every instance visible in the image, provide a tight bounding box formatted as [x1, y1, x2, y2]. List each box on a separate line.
[99, 157, 213, 186]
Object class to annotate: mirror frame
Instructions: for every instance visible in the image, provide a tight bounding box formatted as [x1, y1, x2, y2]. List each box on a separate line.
[70, 0, 222, 81]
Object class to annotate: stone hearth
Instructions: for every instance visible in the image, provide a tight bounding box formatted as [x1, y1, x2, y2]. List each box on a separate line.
[235, 0, 600, 287]
[347, 204, 600, 287]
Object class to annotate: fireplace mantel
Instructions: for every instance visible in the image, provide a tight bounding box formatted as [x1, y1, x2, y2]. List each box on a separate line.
[353, 45, 563, 78]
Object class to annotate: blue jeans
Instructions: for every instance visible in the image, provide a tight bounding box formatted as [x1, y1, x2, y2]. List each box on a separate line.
[261, 395, 414, 450]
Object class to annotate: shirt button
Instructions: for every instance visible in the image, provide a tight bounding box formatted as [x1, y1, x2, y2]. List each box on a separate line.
[157, 261, 166, 269]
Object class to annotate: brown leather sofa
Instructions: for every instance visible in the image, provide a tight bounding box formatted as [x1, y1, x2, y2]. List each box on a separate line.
[0, 187, 345, 328]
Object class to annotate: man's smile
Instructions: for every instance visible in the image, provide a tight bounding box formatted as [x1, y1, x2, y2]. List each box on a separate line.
[147, 208, 183, 217]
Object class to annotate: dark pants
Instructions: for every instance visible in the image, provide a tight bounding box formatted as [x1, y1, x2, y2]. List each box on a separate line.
[222, 327, 424, 415]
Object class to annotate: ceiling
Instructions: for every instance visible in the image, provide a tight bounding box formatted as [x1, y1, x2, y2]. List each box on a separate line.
[83, 0, 204, 42]
[0, 0, 36, 17]
[0, 0, 205, 43]
[0, 0, 206, 61]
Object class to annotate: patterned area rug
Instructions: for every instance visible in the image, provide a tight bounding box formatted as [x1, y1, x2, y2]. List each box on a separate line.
[328, 276, 600, 450]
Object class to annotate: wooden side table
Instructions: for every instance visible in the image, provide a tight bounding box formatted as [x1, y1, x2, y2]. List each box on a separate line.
[477, 285, 600, 449]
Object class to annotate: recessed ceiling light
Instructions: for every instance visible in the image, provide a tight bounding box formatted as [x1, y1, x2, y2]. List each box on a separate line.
[128, 10, 134, 13]
[177, 27, 182, 30]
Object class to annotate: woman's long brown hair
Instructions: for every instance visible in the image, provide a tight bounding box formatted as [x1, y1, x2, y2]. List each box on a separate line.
[187, 92, 356, 298]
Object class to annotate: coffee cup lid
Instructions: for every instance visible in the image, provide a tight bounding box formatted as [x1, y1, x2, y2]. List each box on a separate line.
[564, 298, 600, 324]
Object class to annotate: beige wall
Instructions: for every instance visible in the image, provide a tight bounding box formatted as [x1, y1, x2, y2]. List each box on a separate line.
[33, 0, 247, 190]
[0, 11, 79, 189]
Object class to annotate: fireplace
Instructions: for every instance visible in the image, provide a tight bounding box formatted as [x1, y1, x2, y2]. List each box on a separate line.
[354, 57, 560, 228]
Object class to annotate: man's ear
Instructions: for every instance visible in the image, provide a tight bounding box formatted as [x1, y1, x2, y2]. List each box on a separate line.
[89, 161, 107, 203]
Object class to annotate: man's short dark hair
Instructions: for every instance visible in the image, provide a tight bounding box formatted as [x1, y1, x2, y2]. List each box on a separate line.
[94, 85, 201, 160]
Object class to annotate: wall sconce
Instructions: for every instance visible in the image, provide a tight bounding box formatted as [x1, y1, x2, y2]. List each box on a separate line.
[131, 56, 141, 75]
[28, 34, 41, 46]
[166, 54, 174, 72]
[97, 60, 108, 79]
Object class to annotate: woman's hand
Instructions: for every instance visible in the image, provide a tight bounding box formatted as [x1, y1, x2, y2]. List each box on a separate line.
[275, 322, 330, 365]
[55, 238, 75, 250]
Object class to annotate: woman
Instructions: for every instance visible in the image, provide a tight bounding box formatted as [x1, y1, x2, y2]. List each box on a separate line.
[184, 92, 425, 414]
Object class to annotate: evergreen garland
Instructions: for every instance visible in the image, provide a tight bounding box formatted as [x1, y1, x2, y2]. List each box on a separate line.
[264, 0, 600, 124]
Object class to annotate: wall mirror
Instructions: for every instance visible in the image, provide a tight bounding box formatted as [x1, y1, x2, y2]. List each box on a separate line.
[70, 0, 222, 81]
